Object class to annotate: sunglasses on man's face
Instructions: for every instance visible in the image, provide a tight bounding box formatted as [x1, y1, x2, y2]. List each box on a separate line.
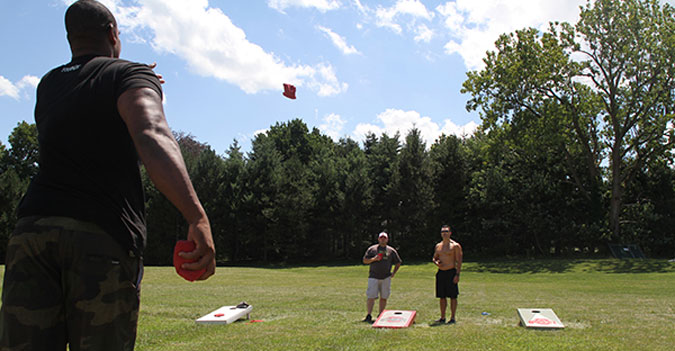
[441, 230, 450, 233]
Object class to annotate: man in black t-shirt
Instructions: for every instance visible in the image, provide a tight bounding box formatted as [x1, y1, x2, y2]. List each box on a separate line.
[0, 1, 215, 350]
[362, 232, 402, 323]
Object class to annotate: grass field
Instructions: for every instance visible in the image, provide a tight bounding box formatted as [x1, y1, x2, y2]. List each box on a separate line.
[2, 259, 674, 350]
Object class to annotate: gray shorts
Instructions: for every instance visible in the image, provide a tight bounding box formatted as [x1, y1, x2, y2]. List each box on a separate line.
[366, 277, 391, 299]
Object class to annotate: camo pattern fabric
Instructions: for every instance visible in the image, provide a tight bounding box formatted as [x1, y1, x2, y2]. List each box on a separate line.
[0, 216, 142, 351]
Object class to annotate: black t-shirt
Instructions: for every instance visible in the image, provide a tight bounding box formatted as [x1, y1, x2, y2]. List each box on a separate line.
[17, 55, 163, 255]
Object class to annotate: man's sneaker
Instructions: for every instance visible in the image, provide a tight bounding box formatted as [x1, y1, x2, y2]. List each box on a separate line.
[432, 318, 446, 325]
[363, 314, 373, 323]
[448, 318, 456, 324]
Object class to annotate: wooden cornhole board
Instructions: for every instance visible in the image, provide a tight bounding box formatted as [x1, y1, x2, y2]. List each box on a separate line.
[517, 308, 564, 329]
[196, 304, 253, 324]
[372, 310, 416, 328]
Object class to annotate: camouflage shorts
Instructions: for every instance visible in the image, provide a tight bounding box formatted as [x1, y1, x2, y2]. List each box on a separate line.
[0, 216, 143, 351]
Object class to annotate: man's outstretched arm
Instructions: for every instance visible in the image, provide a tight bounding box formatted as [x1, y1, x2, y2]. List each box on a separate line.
[118, 86, 215, 280]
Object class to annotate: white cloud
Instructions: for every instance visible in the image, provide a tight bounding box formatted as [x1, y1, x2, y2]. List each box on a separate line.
[317, 26, 361, 55]
[394, 0, 434, 19]
[236, 128, 269, 146]
[108, 0, 346, 96]
[436, 0, 587, 70]
[0, 77, 20, 100]
[18, 76, 40, 90]
[441, 119, 479, 138]
[0, 75, 39, 100]
[253, 128, 269, 137]
[414, 24, 433, 43]
[307, 63, 349, 97]
[268, 0, 341, 13]
[375, 0, 434, 35]
[318, 113, 346, 140]
[352, 108, 478, 146]
[353, 0, 367, 15]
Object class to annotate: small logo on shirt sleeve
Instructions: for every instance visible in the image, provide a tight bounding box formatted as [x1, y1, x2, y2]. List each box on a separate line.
[61, 64, 81, 73]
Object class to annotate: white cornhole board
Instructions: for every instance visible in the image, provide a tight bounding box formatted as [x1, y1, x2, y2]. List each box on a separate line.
[372, 310, 416, 328]
[196, 304, 253, 325]
[517, 308, 564, 329]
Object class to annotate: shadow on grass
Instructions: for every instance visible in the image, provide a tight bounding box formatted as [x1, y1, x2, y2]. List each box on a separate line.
[468, 260, 576, 274]
[467, 259, 675, 274]
[218, 260, 359, 269]
[584, 260, 675, 273]
[217, 258, 675, 274]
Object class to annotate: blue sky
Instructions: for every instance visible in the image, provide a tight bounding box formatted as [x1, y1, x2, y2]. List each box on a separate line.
[3, 0, 658, 155]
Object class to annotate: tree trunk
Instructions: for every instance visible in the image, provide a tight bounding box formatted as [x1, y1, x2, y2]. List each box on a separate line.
[610, 143, 623, 242]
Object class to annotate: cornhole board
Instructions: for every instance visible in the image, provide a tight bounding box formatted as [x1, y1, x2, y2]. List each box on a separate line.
[196, 304, 253, 325]
[372, 310, 416, 328]
[517, 308, 564, 329]
[608, 244, 646, 259]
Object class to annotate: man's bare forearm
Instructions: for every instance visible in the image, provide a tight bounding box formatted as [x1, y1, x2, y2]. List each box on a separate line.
[118, 87, 206, 224]
[118, 87, 214, 279]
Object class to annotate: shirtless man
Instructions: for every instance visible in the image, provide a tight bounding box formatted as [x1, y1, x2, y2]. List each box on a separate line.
[432, 224, 463, 324]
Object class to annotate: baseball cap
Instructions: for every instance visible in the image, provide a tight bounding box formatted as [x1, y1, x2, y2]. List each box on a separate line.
[378, 232, 388, 239]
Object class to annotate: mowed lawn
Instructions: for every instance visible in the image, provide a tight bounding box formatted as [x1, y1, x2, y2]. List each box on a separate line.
[2, 259, 674, 350]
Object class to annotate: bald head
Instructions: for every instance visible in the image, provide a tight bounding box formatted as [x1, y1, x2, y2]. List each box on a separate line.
[65, 0, 120, 57]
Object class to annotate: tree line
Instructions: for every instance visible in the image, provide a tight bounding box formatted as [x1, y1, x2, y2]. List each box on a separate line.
[2, 116, 673, 264]
[1, 0, 673, 264]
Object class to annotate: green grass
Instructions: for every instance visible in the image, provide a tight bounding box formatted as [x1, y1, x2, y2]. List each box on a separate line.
[2, 259, 675, 350]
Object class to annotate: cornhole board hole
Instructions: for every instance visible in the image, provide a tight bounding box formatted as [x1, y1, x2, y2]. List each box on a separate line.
[372, 310, 416, 328]
[196, 304, 253, 325]
[517, 308, 564, 329]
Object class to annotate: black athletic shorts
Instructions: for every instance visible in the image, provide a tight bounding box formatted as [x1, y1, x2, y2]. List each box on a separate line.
[436, 268, 459, 298]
